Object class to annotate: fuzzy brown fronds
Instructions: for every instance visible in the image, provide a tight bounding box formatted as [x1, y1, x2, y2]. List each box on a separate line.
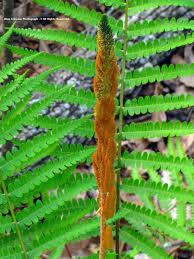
[92, 15, 119, 259]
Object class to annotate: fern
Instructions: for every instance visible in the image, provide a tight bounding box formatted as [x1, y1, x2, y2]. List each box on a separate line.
[108, 203, 194, 245]
[126, 62, 194, 88]
[122, 121, 194, 139]
[6, 44, 95, 77]
[123, 94, 194, 116]
[127, 0, 194, 15]
[128, 18, 194, 38]
[121, 179, 194, 203]
[120, 226, 171, 259]
[1, 0, 194, 258]
[0, 23, 15, 55]
[0, 53, 40, 83]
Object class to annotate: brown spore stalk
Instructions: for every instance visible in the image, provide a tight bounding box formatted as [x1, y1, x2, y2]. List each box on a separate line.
[92, 15, 119, 258]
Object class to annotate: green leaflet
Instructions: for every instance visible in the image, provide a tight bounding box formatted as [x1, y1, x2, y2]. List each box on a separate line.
[121, 179, 194, 203]
[120, 226, 171, 259]
[0, 174, 96, 233]
[128, 18, 194, 38]
[32, 116, 94, 138]
[125, 63, 194, 88]
[0, 116, 92, 179]
[6, 44, 95, 77]
[125, 32, 194, 60]
[122, 121, 194, 139]
[0, 23, 15, 55]
[127, 0, 194, 15]
[0, 145, 96, 207]
[0, 53, 40, 83]
[108, 203, 194, 245]
[12, 27, 97, 52]
[121, 151, 194, 190]
[123, 94, 194, 116]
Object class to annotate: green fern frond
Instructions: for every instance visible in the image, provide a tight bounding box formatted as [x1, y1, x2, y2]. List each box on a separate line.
[0, 72, 26, 101]
[0, 53, 40, 83]
[122, 121, 194, 139]
[123, 94, 194, 116]
[108, 203, 194, 245]
[0, 116, 92, 179]
[120, 226, 171, 259]
[6, 44, 95, 77]
[1, 145, 96, 206]
[0, 217, 99, 258]
[127, 0, 194, 15]
[32, 116, 94, 138]
[121, 151, 194, 190]
[0, 23, 15, 55]
[0, 175, 96, 233]
[128, 18, 194, 38]
[37, 84, 96, 108]
[125, 33, 194, 60]
[12, 27, 97, 52]
[125, 63, 194, 88]
[121, 179, 194, 203]
[0, 82, 80, 143]
[0, 66, 60, 115]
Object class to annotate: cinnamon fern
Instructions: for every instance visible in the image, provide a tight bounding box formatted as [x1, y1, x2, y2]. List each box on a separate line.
[0, 0, 194, 258]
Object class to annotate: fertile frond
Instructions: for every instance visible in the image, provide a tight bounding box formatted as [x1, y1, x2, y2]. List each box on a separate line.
[32, 116, 94, 138]
[12, 27, 96, 52]
[122, 121, 194, 139]
[6, 44, 95, 77]
[120, 226, 170, 259]
[0, 23, 15, 54]
[121, 151, 194, 190]
[127, 0, 194, 15]
[128, 18, 194, 38]
[121, 179, 194, 203]
[0, 116, 92, 179]
[125, 33, 194, 60]
[123, 94, 194, 116]
[0, 53, 40, 83]
[125, 63, 194, 88]
[108, 203, 194, 245]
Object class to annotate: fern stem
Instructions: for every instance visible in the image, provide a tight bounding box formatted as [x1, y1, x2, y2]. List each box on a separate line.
[116, 0, 129, 258]
[0, 173, 29, 258]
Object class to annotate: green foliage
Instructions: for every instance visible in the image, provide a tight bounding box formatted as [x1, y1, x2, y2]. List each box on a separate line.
[0, 0, 194, 258]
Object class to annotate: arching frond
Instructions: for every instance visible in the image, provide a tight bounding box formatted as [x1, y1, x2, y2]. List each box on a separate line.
[121, 179, 194, 203]
[127, 0, 194, 15]
[125, 33, 194, 60]
[120, 226, 170, 259]
[0, 53, 40, 83]
[0, 116, 92, 179]
[108, 203, 194, 245]
[128, 18, 194, 38]
[121, 151, 194, 190]
[0, 23, 15, 54]
[6, 44, 95, 77]
[32, 116, 94, 138]
[122, 121, 194, 139]
[123, 94, 194, 116]
[125, 63, 194, 88]
[12, 27, 97, 52]
[38, 84, 96, 108]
